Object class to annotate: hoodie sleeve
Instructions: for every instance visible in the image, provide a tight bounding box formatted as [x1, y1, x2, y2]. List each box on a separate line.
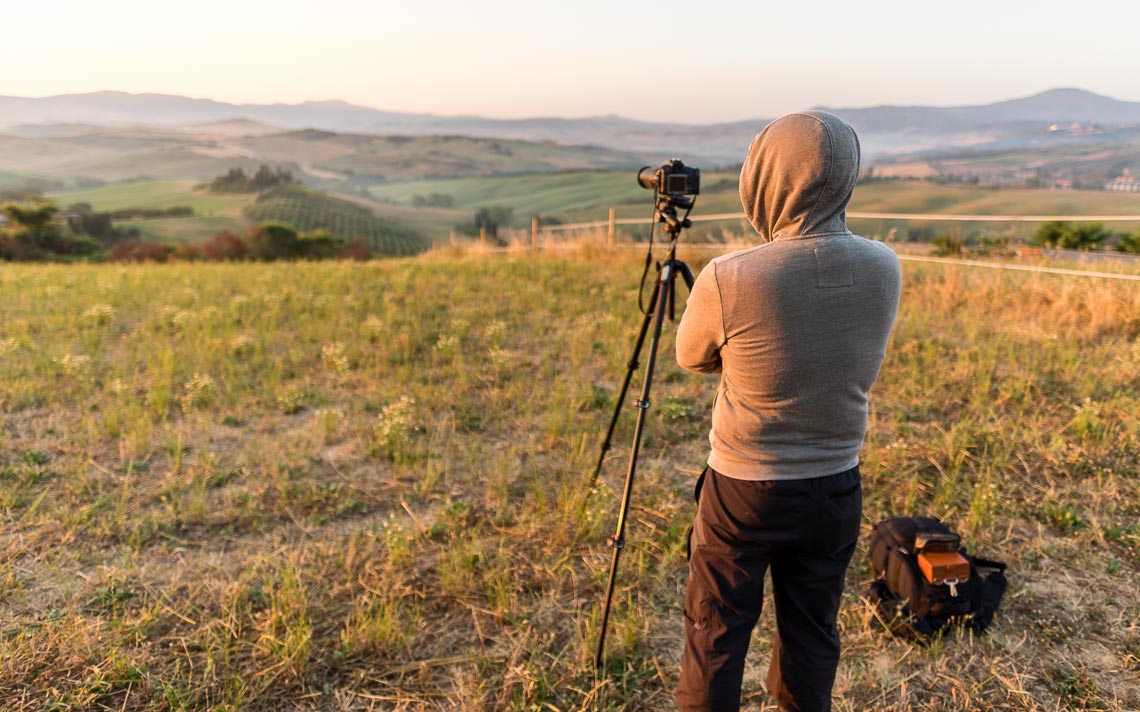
[676, 262, 725, 374]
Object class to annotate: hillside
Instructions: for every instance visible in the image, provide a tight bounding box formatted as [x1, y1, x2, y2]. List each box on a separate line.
[244, 183, 427, 256]
[870, 125, 1140, 188]
[5, 88, 1140, 166]
[0, 126, 653, 188]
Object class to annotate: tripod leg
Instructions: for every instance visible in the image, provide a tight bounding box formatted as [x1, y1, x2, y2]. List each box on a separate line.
[583, 278, 662, 501]
[595, 263, 677, 670]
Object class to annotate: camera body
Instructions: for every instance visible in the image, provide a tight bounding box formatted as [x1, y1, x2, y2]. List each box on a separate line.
[638, 158, 700, 196]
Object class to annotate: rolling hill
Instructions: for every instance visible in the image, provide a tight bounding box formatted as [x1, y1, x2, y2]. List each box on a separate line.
[0, 126, 654, 187]
[5, 88, 1140, 166]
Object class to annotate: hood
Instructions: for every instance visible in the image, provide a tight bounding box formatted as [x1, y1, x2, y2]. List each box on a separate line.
[739, 111, 860, 241]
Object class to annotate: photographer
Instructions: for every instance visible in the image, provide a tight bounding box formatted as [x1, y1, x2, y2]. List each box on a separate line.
[675, 112, 901, 712]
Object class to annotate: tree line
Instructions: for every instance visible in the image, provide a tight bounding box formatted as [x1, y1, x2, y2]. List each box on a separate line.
[0, 197, 371, 263]
[206, 165, 295, 193]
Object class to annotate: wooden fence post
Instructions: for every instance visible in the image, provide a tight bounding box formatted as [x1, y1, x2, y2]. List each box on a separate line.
[531, 216, 539, 251]
[480, 227, 487, 246]
[608, 208, 616, 249]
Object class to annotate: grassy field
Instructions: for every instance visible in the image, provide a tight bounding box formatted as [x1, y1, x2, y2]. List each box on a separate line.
[47, 180, 252, 217]
[0, 245, 1136, 710]
[40, 174, 1140, 248]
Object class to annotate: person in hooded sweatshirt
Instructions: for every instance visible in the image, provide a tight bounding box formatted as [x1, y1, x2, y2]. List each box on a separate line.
[674, 111, 901, 712]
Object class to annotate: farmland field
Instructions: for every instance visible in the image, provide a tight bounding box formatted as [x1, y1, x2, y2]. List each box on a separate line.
[47, 180, 252, 217]
[38, 174, 1140, 249]
[244, 184, 427, 255]
[1, 245, 1136, 710]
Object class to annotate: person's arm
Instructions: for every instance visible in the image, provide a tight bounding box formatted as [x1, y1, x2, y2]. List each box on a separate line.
[676, 262, 725, 374]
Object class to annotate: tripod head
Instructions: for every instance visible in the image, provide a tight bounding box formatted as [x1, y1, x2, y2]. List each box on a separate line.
[638, 158, 700, 246]
[656, 193, 695, 241]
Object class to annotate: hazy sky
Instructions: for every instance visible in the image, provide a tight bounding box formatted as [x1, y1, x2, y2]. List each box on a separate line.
[4, 0, 1138, 123]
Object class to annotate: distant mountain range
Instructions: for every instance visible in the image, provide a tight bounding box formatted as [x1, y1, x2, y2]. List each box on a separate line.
[4, 88, 1140, 166]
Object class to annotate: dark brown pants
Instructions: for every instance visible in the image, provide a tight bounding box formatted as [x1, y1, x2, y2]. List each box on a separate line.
[676, 465, 862, 712]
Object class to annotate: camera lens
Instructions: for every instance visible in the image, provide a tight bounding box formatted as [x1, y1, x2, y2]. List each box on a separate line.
[637, 166, 659, 191]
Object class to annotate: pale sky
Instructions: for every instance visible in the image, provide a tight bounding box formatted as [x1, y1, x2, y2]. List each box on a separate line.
[3, 0, 1138, 124]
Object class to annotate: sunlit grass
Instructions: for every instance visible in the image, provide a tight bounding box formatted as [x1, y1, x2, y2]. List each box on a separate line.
[0, 245, 1137, 710]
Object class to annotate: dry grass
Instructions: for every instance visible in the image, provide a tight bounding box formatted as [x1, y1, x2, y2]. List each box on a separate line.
[0, 244, 1137, 710]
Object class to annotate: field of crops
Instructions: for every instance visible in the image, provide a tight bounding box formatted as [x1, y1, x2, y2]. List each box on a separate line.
[47, 180, 252, 217]
[244, 184, 427, 256]
[36, 172, 1140, 250]
[0, 244, 1136, 710]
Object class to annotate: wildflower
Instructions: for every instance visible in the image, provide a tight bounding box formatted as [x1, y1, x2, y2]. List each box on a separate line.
[321, 342, 350, 374]
[57, 353, 92, 376]
[489, 347, 514, 371]
[376, 396, 416, 459]
[364, 315, 385, 336]
[277, 388, 307, 415]
[171, 310, 197, 330]
[181, 373, 216, 411]
[229, 333, 256, 356]
[434, 333, 459, 357]
[484, 320, 507, 347]
[83, 304, 117, 325]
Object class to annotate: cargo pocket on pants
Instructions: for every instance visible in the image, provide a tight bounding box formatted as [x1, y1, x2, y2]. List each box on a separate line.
[683, 595, 716, 652]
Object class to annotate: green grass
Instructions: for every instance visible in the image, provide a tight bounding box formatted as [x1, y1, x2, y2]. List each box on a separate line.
[367, 171, 654, 215]
[365, 173, 1140, 246]
[0, 247, 1137, 710]
[47, 180, 252, 217]
[37, 173, 1140, 250]
[305, 133, 645, 181]
[114, 216, 250, 245]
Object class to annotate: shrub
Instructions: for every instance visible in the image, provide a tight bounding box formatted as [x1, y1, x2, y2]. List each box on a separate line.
[1114, 229, 1140, 254]
[247, 222, 301, 261]
[110, 241, 174, 263]
[200, 230, 249, 261]
[1032, 221, 1111, 250]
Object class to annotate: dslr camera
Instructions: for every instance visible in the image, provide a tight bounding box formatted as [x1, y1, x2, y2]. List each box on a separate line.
[637, 158, 700, 196]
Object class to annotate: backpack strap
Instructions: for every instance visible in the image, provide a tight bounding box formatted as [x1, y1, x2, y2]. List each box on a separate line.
[970, 569, 1008, 631]
[970, 556, 1007, 571]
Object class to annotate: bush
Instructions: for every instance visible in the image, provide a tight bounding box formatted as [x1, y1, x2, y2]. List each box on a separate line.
[1114, 230, 1140, 254]
[200, 230, 249, 261]
[247, 222, 301, 261]
[340, 236, 371, 261]
[110, 241, 174, 263]
[1031, 221, 1111, 250]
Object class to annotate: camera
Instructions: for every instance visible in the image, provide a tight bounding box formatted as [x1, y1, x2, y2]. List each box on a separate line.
[637, 158, 700, 196]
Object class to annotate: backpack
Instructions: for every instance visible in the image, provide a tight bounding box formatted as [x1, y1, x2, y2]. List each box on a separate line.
[867, 516, 1008, 641]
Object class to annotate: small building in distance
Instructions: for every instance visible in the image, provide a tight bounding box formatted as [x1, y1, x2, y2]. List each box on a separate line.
[1105, 168, 1140, 192]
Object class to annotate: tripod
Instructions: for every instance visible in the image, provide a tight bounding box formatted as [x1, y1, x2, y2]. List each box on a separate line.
[591, 193, 695, 670]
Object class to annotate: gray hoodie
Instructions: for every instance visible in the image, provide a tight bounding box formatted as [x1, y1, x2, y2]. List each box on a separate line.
[676, 111, 901, 480]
